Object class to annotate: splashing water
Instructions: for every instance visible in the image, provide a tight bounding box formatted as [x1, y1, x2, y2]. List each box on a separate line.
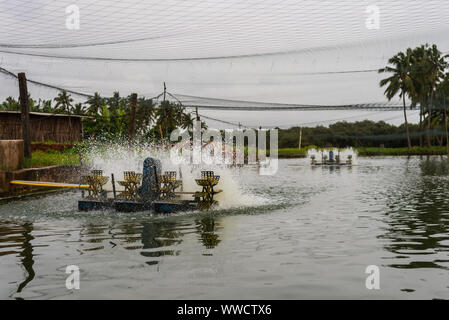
[306, 147, 358, 165]
[81, 141, 266, 210]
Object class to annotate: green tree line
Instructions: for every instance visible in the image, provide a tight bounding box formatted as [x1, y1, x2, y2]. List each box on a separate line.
[277, 120, 432, 149]
[379, 43, 449, 150]
[0, 90, 206, 142]
[2, 43, 449, 148]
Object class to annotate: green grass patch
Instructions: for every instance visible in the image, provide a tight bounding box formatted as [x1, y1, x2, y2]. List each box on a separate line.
[21, 150, 80, 168]
[357, 146, 448, 156]
[276, 146, 448, 157]
[277, 148, 307, 157]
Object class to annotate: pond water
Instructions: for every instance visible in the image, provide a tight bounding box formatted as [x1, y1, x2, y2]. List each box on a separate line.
[1, 157, 449, 299]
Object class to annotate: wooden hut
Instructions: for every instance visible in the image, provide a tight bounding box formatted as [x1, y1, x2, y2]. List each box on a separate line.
[0, 111, 85, 142]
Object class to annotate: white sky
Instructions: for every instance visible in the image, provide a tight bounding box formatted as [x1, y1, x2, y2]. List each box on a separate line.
[1, 0, 448, 128]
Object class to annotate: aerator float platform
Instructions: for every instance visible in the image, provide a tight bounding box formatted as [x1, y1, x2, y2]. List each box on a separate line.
[11, 157, 222, 214]
[310, 151, 353, 166]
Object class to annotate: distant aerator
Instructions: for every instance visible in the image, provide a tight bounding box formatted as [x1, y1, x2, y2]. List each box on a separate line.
[310, 150, 353, 166]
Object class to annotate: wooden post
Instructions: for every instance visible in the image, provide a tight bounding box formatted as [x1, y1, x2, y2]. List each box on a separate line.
[298, 127, 302, 149]
[445, 94, 449, 159]
[129, 93, 137, 144]
[111, 173, 117, 199]
[159, 125, 164, 141]
[195, 106, 199, 121]
[18, 73, 31, 159]
[162, 83, 167, 140]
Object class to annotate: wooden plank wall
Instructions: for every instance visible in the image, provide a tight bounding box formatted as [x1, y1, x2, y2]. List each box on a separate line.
[0, 113, 83, 142]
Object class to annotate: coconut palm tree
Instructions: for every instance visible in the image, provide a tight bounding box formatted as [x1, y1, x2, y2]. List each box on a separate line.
[433, 74, 449, 155]
[73, 103, 85, 115]
[54, 90, 73, 113]
[86, 92, 103, 115]
[54, 90, 74, 137]
[422, 44, 448, 146]
[155, 101, 182, 140]
[136, 97, 155, 135]
[108, 91, 121, 116]
[409, 45, 428, 147]
[181, 112, 195, 132]
[379, 49, 414, 149]
[1, 96, 19, 110]
[410, 44, 449, 146]
[34, 98, 52, 112]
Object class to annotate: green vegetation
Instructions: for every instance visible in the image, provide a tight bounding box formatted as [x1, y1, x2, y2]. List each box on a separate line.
[277, 120, 426, 149]
[1, 90, 207, 142]
[276, 146, 448, 157]
[2, 43, 449, 157]
[277, 148, 307, 157]
[21, 149, 80, 168]
[379, 44, 449, 150]
[357, 146, 447, 156]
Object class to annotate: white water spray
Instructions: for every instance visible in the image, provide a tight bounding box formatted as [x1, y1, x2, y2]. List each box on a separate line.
[81, 142, 264, 209]
[306, 147, 358, 165]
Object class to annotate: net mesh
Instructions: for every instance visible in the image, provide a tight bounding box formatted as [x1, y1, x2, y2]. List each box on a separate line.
[1, 0, 448, 127]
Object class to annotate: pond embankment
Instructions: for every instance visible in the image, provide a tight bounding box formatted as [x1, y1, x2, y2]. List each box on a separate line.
[276, 147, 449, 158]
[0, 165, 86, 200]
[0, 139, 85, 199]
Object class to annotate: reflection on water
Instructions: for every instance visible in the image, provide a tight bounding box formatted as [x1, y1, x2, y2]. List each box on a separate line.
[381, 157, 449, 271]
[197, 216, 221, 250]
[139, 216, 221, 264]
[141, 220, 183, 264]
[17, 223, 35, 293]
[0, 222, 35, 297]
[1, 157, 449, 299]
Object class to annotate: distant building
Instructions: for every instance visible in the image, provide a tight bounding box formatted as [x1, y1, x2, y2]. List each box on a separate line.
[0, 111, 85, 142]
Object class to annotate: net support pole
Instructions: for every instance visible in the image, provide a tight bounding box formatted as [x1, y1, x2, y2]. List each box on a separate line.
[129, 93, 137, 144]
[18, 72, 31, 159]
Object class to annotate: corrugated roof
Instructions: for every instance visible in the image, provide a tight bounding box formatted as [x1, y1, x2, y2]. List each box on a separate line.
[0, 110, 90, 118]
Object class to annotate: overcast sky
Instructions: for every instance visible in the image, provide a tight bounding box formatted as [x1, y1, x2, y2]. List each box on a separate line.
[1, 0, 449, 128]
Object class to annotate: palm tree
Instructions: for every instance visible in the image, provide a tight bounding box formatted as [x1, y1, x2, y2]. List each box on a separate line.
[86, 92, 103, 115]
[54, 90, 74, 138]
[136, 97, 155, 135]
[410, 44, 449, 146]
[1, 96, 19, 110]
[41, 99, 53, 113]
[379, 49, 414, 149]
[155, 101, 182, 140]
[108, 91, 121, 116]
[423, 44, 448, 146]
[34, 98, 44, 112]
[73, 103, 85, 115]
[54, 90, 73, 113]
[181, 112, 195, 132]
[409, 45, 430, 147]
[434, 74, 449, 155]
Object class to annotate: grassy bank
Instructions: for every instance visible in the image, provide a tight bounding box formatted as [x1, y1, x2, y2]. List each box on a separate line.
[277, 148, 307, 158]
[18, 145, 449, 169]
[31, 141, 74, 152]
[357, 146, 448, 156]
[277, 146, 449, 158]
[21, 149, 80, 168]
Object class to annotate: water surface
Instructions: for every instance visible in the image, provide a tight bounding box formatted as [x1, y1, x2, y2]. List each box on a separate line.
[1, 157, 449, 299]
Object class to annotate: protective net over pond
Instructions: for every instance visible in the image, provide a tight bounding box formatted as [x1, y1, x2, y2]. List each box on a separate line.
[1, 0, 448, 127]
